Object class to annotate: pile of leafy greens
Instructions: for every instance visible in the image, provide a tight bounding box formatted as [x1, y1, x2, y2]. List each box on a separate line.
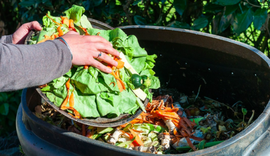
[31, 5, 160, 118]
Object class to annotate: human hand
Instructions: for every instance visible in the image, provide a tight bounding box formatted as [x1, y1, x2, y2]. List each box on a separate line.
[61, 31, 120, 73]
[12, 21, 42, 44]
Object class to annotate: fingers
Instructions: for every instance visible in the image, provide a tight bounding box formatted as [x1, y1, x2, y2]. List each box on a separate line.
[93, 42, 120, 57]
[89, 59, 112, 73]
[61, 33, 120, 73]
[84, 36, 113, 47]
[66, 30, 79, 35]
[95, 51, 118, 67]
[23, 21, 42, 31]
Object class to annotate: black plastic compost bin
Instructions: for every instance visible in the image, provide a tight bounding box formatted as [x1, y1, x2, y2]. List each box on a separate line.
[16, 20, 270, 156]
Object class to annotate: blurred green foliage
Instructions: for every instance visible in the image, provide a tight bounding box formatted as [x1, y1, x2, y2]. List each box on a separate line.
[0, 0, 270, 136]
[0, 91, 21, 136]
[1, 0, 270, 54]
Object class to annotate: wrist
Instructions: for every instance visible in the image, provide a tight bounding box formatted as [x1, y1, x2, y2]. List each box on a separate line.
[57, 37, 73, 60]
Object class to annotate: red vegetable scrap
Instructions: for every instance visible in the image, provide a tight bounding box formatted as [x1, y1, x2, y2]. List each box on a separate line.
[129, 129, 144, 146]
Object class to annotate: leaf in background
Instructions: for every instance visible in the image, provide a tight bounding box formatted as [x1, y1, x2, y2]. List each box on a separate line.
[212, 13, 223, 34]
[42, 0, 53, 8]
[253, 8, 267, 30]
[232, 9, 254, 35]
[133, 0, 141, 5]
[191, 17, 208, 30]
[134, 15, 147, 25]
[203, 3, 224, 14]
[224, 5, 238, 16]
[168, 21, 190, 29]
[0, 93, 8, 102]
[214, 0, 241, 6]
[160, 0, 166, 4]
[19, 0, 35, 7]
[212, 12, 233, 34]
[173, 0, 187, 16]
[219, 14, 233, 32]
[92, 0, 103, 7]
[0, 103, 9, 116]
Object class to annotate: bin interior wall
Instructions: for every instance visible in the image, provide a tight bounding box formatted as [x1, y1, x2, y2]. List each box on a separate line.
[121, 27, 270, 115]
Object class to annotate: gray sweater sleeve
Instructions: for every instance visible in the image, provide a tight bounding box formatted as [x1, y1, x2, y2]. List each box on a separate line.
[0, 35, 72, 92]
[0, 35, 13, 44]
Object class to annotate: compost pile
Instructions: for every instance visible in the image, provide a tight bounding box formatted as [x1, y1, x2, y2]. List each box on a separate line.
[34, 87, 255, 154]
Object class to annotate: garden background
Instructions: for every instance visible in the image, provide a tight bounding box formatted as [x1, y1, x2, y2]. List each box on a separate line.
[0, 0, 269, 154]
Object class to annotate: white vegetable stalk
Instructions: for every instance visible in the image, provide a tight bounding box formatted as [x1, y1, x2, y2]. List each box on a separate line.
[133, 146, 156, 153]
[164, 119, 176, 133]
[158, 133, 171, 150]
[107, 129, 123, 144]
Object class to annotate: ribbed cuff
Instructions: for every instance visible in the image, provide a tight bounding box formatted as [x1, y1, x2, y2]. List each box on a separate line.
[0, 35, 13, 44]
[57, 37, 73, 61]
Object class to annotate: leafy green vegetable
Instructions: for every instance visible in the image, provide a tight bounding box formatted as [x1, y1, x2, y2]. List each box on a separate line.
[33, 5, 160, 119]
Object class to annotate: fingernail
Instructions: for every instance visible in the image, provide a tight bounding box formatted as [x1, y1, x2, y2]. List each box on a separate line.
[107, 68, 112, 73]
[110, 43, 113, 47]
[114, 61, 118, 67]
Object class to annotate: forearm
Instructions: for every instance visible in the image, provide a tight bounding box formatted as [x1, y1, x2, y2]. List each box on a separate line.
[0, 40, 72, 92]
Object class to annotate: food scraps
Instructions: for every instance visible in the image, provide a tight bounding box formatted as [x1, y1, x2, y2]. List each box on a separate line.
[35, 88, 255, 154]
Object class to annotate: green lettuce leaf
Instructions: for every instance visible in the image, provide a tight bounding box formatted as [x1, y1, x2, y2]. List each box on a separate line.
[35, 5, 160, 118]
[64, 4, 85, 24]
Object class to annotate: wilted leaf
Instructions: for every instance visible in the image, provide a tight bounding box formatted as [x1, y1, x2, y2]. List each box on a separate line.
[191, 17, 208, 30]
[232, 9, 254, 35]
[0, 103, 9, 116]
[253, 8, 267, 30]
[134, 15, 147, 25]
[215, 0, 241, 6]
[173, 0, 187, 16]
